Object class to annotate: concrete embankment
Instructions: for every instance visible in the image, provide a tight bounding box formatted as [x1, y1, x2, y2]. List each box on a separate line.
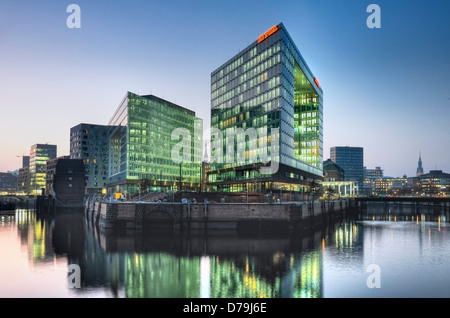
[85, 197, 356, 232]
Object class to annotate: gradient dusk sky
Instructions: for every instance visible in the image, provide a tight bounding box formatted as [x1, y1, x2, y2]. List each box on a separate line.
[0, 0, 449, 178]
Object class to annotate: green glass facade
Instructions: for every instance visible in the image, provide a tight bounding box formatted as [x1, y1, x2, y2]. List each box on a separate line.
[209, 23, 323, 193]
[107, 92, 202, 196]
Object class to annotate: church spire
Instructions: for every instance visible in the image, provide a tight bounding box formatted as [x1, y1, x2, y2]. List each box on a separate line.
[416, 151, 424, 176]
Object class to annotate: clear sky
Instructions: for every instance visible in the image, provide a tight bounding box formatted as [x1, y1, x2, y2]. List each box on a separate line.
[0, 0, 449, 178]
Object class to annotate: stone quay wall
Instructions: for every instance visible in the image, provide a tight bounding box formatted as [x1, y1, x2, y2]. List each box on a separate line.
[85, 197, 353, 232]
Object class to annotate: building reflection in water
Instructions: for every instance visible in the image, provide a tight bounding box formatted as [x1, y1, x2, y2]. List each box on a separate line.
[15, 209, 55, 263]
[4, 202, 450, 298]
[3, 207, 378, 298]
[87, 221, 337, 298]
[122, 250, 324, 298]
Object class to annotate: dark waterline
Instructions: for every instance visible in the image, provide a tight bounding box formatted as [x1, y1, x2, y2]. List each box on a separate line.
[1, 202, 450, 298]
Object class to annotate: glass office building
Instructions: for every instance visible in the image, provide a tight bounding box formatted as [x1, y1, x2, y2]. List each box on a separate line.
[209, 23, 323, 193]
[107, 92, 202, 197]
[330, 146, 364, 190]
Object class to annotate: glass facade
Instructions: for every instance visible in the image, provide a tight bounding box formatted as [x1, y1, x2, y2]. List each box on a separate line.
[29, 144, 57, 195]
[107, 92, 202, 196]
[124, 252, 322, 298]
[209, 23, 323, 192]
[330, 146, 364, 188]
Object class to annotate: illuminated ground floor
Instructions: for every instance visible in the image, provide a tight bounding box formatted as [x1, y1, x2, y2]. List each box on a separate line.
[322, 181, 358, 197]
[208, 163, 323, 198]
[107, 179, 201, 200]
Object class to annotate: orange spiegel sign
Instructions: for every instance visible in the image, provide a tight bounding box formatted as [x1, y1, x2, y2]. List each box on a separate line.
[314, 77, 320, 88]
[258, 25, 279, 43]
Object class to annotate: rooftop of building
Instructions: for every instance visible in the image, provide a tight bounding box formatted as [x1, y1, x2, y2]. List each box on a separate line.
[421, 170, 450, 178]
[140, 93, 197, 116]
[211, 22, 322, 94]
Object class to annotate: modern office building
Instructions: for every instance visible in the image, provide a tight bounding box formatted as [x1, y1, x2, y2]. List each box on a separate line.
[70, 123, 111, 195]
[330, 146, 364, 191]
[208, 23, 323, 194]
[29, 144, 57, 195]
[107, 92, 202, 197]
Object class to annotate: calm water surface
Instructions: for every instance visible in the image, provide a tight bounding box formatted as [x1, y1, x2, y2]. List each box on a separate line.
[1, 202, 449, 298]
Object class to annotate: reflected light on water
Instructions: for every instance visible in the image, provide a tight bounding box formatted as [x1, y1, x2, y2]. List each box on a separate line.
[0, 210, 71, 298]
[200, 255, 210, 298]
[1, 203, 450, 298]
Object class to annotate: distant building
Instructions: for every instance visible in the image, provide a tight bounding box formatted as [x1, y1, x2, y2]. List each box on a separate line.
[389, 177, 408, 196]
[407, 176, 421, 195]
[46, 156, 70, 195]
[362, 166, 384, 195]
[70, 123, 111, 195]
[22, 156, 30, 169]
[29, 144, 57, 195]
[364, 167, 383, 178]
[322, 159, 356, 197]
[419, 170, 450, 195]
[323, 159, 344, 181]
[416, 152, 424, 176]
[18, 166, 30, 194]
[46, 158, 85, 207]
[0, 172, 17, 193]
[391, 177, 407, 189]
[201, 161, 211, 192]
[362, 169, 408, 196]
[17, 155, 30, 194]
[330, 146, 364, 192]
[371, 177, 394, 195]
